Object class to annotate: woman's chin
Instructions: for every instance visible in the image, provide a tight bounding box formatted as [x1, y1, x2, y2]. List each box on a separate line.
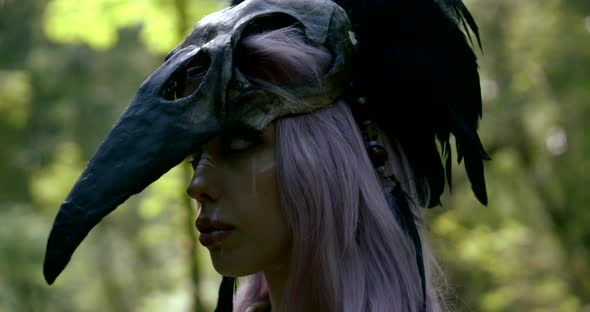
[211, 263, 254, 277]
[209, 249, 257, 277]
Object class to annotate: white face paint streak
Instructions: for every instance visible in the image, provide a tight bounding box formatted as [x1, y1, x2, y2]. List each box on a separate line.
[250, 155, 276, 200]
[259, 160, 276, 173]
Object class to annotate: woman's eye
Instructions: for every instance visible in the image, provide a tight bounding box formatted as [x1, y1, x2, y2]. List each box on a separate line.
[228, 137, 254, 151]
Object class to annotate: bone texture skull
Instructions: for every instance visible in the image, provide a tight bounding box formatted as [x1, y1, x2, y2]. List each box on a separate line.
[43, 0, 353, 284]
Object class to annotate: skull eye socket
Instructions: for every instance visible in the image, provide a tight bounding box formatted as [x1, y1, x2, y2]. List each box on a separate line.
[161, 52, 211, 100]
[241, 13, 301, 38]
[234, 14, 332, 87]
[235, 14, 308, 86]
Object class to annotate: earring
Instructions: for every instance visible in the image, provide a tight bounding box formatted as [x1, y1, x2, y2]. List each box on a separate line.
[351, 96, 427, 312]
[352, 97, 389, 178]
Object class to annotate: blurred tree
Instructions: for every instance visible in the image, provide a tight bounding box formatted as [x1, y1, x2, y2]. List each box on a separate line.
[428, 0, 590, 311]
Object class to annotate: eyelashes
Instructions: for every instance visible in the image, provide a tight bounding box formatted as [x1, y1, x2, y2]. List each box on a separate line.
[227, 137, 255, 151]
[187, 136, 259, 170]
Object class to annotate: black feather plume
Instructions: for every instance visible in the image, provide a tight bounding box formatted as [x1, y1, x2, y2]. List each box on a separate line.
[332, 0, 489, 207]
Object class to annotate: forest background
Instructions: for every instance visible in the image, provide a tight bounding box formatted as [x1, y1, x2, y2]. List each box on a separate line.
[1, 0, 589, 311]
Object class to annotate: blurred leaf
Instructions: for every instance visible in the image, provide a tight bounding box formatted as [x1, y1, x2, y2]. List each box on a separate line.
[43, 0, 225, 53]
[0, 70, 32, 128]
[29, 142, 84, 211]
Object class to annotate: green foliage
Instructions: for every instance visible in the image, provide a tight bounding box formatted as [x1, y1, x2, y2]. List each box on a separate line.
[29, 142, 84, 211]
[43, 0, 224, 53]
[0, 70, 32, 128]
[0, 0, 589, 311]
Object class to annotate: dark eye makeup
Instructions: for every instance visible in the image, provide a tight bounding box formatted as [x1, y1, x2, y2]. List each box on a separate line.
[187, 131, 262, 170]
[218, 135, 261, 157]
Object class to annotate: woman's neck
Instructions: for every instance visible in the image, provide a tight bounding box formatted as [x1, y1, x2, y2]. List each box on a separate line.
[263, 264, 317, 312]
[263, 264, 288, 311]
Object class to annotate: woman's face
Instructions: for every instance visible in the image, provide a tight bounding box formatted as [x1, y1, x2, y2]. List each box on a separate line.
[186, 124, 292, 277]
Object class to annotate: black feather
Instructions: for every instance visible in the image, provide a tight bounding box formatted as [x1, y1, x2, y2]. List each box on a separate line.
[215, 276, 235, 312]
[463, 146, 488, 205]
[443, 140, 453, 192]
[440, 0, 483, 50]
[389, 182, 427, 311]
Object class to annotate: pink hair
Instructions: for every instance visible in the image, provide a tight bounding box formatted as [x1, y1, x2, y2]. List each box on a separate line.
[233, 26, 443, 312]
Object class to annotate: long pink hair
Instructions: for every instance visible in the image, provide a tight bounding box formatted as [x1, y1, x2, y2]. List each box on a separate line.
[233, 26, 443, 312]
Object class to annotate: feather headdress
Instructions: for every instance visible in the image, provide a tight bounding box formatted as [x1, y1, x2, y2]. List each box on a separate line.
[333, 0, 489, 208]
[229, 0, 489, 208]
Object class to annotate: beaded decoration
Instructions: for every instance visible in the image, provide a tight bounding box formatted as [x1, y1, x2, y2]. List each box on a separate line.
[352, 98, 385, 173]
[351, 96, 427, 312]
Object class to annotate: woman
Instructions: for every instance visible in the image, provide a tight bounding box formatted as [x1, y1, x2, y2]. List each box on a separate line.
[43, 0, 488, 311]
[186, 25, 436, 312]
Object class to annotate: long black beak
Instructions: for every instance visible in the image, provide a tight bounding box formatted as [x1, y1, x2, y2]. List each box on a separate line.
[43, 47, 219, 284]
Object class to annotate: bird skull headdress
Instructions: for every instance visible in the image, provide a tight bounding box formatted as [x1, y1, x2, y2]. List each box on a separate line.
[44, 0, 489, 310]
[43, 0, 353, 285]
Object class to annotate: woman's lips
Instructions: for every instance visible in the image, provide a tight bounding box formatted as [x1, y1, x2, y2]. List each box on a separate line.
[199, 230, 233, 247]
[195, 217, 235, 247]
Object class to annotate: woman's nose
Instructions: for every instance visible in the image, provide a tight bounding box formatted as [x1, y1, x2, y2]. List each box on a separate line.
[186, 173, 220, 204]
